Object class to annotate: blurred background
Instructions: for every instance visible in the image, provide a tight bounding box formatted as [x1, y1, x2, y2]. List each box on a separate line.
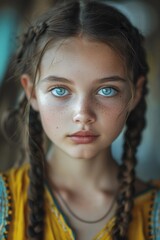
[0, 0, 159, 181]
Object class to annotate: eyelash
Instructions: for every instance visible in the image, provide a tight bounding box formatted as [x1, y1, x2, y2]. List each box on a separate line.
[49, 85, 70, 97]
[49, 85, 119, 97]
[97, 87, 118, 97]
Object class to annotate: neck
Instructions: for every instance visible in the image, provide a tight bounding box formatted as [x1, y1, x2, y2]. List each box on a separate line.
[45, 146, 119, 191]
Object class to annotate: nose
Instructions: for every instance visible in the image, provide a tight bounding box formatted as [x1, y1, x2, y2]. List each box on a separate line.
[72, 97, 96, 125]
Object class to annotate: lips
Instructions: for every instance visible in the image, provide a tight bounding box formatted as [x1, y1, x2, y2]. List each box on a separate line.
[68, 131, 99, 144]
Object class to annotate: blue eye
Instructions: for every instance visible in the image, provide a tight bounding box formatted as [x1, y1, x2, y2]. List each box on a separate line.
[98, 87, 117, 97]
[51, 87, 69, 97]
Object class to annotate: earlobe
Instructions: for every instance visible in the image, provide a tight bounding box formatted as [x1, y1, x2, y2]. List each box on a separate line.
[129, 76, 145, 111]
[20, 74, 39, 111]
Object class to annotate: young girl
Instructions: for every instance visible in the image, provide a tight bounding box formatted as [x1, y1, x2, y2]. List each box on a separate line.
[0, 1, 160, 240]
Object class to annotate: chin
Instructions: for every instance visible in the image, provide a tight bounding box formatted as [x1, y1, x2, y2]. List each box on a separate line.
[68, 149, 98, 160]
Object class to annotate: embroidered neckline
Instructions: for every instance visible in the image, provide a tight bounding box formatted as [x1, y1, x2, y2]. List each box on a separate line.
[45, 181, 76, 240]
[45, 180, 114, 240]
[0, 174, 12, 240]
[45, 179, 160, 240]
[148, 189, 160, 239]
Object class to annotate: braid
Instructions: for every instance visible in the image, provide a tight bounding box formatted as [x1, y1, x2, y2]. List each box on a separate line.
[28, 107, 45, 240]
[13, 17, 48, 240]
[16, 22, 48, 72]
[111, 16, 149, 239]
[112, 52, 148, 240]
[2, 95, 27, 143]
[1, 95, 28, 166]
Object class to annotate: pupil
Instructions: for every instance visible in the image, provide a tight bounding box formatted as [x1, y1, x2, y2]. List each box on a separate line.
[103, 88, 110, 94]
[57, 88, 64, 95]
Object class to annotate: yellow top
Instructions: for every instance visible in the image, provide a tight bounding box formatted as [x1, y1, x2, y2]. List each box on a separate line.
[0, 164, 160, 240]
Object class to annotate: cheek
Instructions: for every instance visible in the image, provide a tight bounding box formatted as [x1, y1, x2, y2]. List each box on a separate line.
[37, 100, 70, 135]
[95, 98, 128, 132]
[96, 96, 129, 119]
[101, 108, 127, 126]
[97, 107, 127, 144]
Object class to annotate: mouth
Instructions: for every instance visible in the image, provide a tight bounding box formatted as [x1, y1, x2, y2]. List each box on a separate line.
[68, 131, 99, 144]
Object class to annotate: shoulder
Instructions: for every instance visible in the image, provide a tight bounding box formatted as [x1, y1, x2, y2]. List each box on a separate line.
[149, 185, 160, 239]
[0, 163, 30, 201]
[130, 181, 160, 240]
[0, 163, 29, 239]
[3, 162, 29, 178]
[0, 173, 12, 239]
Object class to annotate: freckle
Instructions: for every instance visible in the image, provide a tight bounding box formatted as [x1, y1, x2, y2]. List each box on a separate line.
[56, 126, 59, 129]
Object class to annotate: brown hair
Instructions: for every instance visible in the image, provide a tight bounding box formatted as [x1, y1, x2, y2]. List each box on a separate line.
[11, 0, 149, 239]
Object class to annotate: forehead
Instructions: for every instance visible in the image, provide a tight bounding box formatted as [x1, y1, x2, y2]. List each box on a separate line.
[39, 37, 127, 81]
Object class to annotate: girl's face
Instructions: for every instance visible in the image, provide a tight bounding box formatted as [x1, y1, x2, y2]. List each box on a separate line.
[23, 37, 139, 159]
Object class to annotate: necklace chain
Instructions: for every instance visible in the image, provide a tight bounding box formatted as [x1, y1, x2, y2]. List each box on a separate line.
[56, 191, 116, 224]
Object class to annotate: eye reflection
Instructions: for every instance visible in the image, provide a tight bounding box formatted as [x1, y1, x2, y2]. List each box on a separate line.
[98, 87, 117, 97]
[51, 87, 69, 97]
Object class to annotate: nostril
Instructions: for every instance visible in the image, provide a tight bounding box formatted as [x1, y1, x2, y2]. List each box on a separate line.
[72, 112, 96, 124]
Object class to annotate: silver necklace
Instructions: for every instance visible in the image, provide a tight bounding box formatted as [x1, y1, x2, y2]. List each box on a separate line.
[56, 191, 116, 224]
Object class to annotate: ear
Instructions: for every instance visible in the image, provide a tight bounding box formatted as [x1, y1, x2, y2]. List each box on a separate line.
[129, 76, 145, 112]
[20, 74, 39, 111]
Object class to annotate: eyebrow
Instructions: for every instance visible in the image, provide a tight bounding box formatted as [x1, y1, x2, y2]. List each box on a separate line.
[96, 76, 127, 84]
[40, 75, 127, 84]
[40, 76, 74, 85]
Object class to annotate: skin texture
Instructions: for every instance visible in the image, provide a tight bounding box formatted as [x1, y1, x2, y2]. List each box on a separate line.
[22, 37, 139, 160]
[21, 37, 144, 240]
